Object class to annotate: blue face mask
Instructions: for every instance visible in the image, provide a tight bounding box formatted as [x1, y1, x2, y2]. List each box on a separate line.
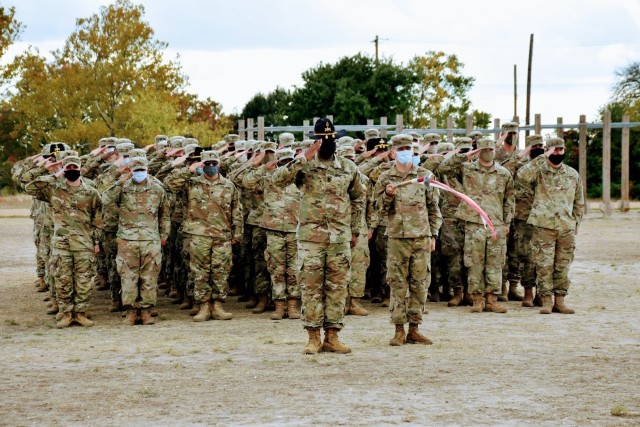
[203, 165, 219, 176]
[396, 150, 413, 165]
[412, 156, 420, 166]
[132, 170, 147, 183]
[195, 167, 204, 175]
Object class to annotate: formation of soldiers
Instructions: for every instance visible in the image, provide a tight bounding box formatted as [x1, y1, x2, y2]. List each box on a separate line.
[11, 118, 585, 354]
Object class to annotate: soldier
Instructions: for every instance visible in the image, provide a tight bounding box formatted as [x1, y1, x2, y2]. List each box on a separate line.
[438, 137, 515, 313]
[165, 150, 242, 322]
[25, 153, 101, 328]
[103, 157, 170, 325]
[515, 137, 584, 314]
[272, 118, 365, 354]
[375, 134, 442, 346]
[278, 132, 295, 149]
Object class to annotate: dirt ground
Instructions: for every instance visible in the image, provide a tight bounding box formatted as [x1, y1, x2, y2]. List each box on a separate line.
[1, 214, 639, 426]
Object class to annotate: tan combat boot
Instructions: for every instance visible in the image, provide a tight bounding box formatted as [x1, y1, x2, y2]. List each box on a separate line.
[252, 293, 269, 314]
[522, 287, 534, 307]
[389, 324, 406, 346]
[406, 323, 433, 345]
[36, 279, 49, 293]
[34, 277, 43, 288]
[553, 294, 575, 314]
[55, 312, 64, 321]
[381, 297, 390, 308]
[322, 328, 351, 354]
[46, 301, 59, 315]
[485, 293, 508, 313]
[56, 312, 73, 328]
[539, 295, 553, 314]
[287, 299, 301, 319]
[303, 328, 322, 354]
[74, 312, 95, 327]
[347, 297, 369, 316]
[244, 295, 258, 309]
[508, 281, 524, 301]
[179, 298, 193, 310]
[123, 309, 138, 325]
[109, 300, 123, 312]
[189, 304, 200, 316]
[497, 280, 508, 302]
[140, 308, 156, 325]
[211, 300, 233, 320]
[193, 301, 212, 322]
[270, 299, 286, 320]
[448, 287, 464, 307]
[95, 276, 110, 291]
[470, 293, 484, 313]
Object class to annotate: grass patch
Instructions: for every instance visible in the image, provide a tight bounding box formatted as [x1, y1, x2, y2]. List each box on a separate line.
[64, 358, 80, 363]
[139, 387, 159, 398]
[611, 405, 629, 417]
[4, 319, 19, 326]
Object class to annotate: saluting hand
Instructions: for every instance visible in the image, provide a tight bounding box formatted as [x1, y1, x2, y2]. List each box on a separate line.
[304, 139, 322, 161]
[189, 161, 204, 173]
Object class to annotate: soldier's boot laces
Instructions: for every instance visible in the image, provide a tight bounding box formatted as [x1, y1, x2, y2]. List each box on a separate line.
[553, 294, 575, 314]
[252, 294, 269, 314]
[74, 312, 94, 327]
[448, 287, 464, 307]
[348, 297, 369, 316]
[470, 293, 484, 313]
[485, 293, 508, 313]
[522, 287, 534, 307]
[211, 300, 233, 320]
[303, 328, 322, 354]
[123, 309, 138, 326]
[508, 281, 524, 301]
[389, 324, 406, 346]
[270, 299, 286, 320]
[56, 312, 73, 329]
[539, 295, 553, 314]
[140, 308, 156, 325]
[46, 301, 59, 315]
[497, 281, 509, 302]
[406, 323, 433, 345]
[109, 300, 123, 312]
[322, 328, 351, 354]
[193, 302, 211, 322]
[287, 299, 301, 319]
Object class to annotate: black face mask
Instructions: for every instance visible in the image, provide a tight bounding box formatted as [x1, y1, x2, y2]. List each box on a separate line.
[318, 138, 336, 159]
[530, 147, 545, 159]
[549, 153, 565, 165]
[505, 134, 514, 145]
[64, 169, 81, 182]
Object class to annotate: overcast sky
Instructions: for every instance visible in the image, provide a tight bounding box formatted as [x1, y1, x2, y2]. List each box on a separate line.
[4, 0, 640, 129]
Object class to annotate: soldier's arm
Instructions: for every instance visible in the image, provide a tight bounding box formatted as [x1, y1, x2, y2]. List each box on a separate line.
[158, 189, 171, 242]
[164, 167, 192, 194]
[227, 161, 253, 188]
[24, 175, 55, 203]
[231, 185, 244, 242]
[271, 157, 306, 187]
[91, 190, 102, 249]
[155, 161, 177, 182]
[503, 174, 515, 226]
[436, 153, 465, 181]
[20, 165, 49, 187]
[372, 172, 393, 217]
[101, 182, 123, 228]
[241, 164, 267, 191]
[348, 169, 366, 236]
[426, 187, 443, 237]
[573, 174, 585, 226]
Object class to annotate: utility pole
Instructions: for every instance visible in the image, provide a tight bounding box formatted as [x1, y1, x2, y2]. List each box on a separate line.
[513, 64, 517, 118]
[525, 34, 534, 136]
[372, 35, 379, 63]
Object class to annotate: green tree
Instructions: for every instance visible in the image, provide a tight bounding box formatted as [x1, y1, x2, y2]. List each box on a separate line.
[241, 87, 293, 127]
[0, 6, 23, 90]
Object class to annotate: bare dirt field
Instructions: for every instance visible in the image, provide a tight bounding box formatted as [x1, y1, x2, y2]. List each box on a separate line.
[1, 213, 639, 426]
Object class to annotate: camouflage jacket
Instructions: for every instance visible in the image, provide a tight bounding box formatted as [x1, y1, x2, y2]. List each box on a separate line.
[438, 154, 515, 227]
[25, 175, 101, 251]
[229, 161, 264, 226]
[512, 155, 537, 221]
[421, 155, 445, 174]
[515, 158, 584, 231]
[81, 155, 105, 180]
[434, 155, 467, 219]
[272, 154, 365, 243]
[367, 161, 395, 227]
[495, 145, 520, 176]
[20, 165, 56, 228]
[374, 164, 442, 239]
[102, 177, 171, 241]
[243, 164, 300, 233]
[165, 168, 243, 241]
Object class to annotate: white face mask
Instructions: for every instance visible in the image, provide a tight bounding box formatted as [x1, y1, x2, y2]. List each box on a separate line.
[121, 157, 131, 165]
[132, 170, 147, 183]
[396, 150, 413, 165]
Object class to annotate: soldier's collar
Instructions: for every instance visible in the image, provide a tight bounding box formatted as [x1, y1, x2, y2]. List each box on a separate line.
[313, 154, 342, 169]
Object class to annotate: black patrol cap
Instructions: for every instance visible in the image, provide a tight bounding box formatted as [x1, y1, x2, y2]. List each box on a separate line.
[366, 137, 388, 151]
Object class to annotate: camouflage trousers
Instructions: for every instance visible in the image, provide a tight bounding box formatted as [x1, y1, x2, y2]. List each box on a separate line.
[188, 234, 231, 302]
[298, 240, 350, 330]
[51, 248, 95, 313]
[504, 221, 517, 283]
[251, 226, 271, 295]
[511, 219, 536, 288]
[387, 237, 431, 325]
[171, 225, 189, 296]
[530, 227, 575, 296]
[349, 230, 370, 298]
[116, 239, 162, 308]
[463, 222, 507, 295]
[239, 223, 254, 295]
[102, 230, 120, 303]
[39, 226, 55, 297]
[374, 226, 389, 296]
[440, 217, 465, 290]
[95, 229, 108, 286]
[33, 220, 46, 278]
[265, 230, 300, 301]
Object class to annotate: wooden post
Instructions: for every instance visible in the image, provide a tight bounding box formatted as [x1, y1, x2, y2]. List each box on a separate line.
[326, 115, 333, 123]
[446, 116, 454, 142]
[303, 119, 310, 139]
[493, 118, 500, 140]
[465, 114, 473, 134]
[380, 117, 388, 138]
[367, 119, 374, 126]
[257, 116, 265, 141]
[396, 114, 404, 134]
[247, 118, 255, 141]
[601, 110, 612, 217]
[238, 119, 246, 141]
[513, 115, 520, 148]
[525, 34, 534, 137]
[620, 114, 630, 212]
[313, 117, 319, 126]
[557, 117, 563, 138]
[534, 114, 541, 135]
[430, 118, 437, 130]
[579, 115, 588, 214]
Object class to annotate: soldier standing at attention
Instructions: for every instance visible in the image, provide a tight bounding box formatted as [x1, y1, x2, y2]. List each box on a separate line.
[272, 118, 365, 354]
[515, 137, 584, 314]
[102, 157, 171, 325]
[25, 153, 101, 328]
[374, 134, 442, 346]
